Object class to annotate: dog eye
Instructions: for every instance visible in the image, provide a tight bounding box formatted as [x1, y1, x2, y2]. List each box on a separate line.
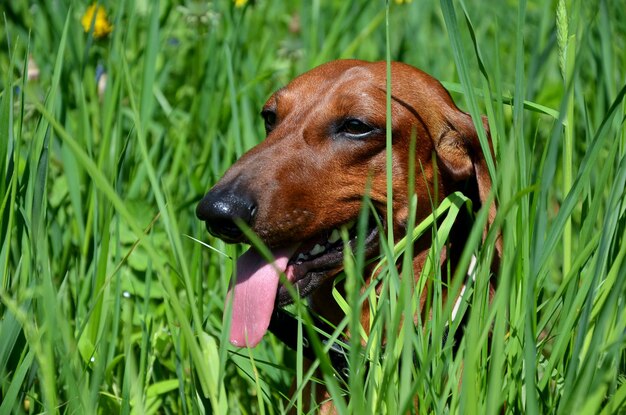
[339, 119, 374, 137]
[261, 110, 277, 132]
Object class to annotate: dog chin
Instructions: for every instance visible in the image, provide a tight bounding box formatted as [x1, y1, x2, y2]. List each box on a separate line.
[275, 269, 336, 306]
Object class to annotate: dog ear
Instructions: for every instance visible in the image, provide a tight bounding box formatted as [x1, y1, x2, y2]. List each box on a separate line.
[435, 112, 501, 258]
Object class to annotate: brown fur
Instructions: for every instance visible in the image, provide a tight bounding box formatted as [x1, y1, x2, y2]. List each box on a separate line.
[197, 60, 498, 412]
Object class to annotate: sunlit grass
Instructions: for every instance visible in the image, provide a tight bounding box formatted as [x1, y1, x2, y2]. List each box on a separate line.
[1, 0, 625, 413]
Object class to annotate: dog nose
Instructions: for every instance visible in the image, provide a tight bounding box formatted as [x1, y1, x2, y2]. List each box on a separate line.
[196, 189, 257, 242]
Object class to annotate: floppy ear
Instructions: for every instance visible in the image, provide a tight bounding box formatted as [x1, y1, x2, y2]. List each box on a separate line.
[435, 112, 501, 259]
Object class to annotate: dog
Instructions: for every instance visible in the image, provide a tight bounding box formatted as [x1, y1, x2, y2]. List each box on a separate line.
[196, 59, 498, 411]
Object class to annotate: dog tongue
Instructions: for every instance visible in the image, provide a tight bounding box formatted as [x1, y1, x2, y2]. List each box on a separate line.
[227, 245, 297, 347]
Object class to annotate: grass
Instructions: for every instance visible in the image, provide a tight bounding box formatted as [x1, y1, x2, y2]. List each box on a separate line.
[1, 0, 625, 413]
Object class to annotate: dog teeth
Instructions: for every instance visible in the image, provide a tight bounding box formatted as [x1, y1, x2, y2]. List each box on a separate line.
[310, 244, 325, 256]
[301, 223, 357, 260]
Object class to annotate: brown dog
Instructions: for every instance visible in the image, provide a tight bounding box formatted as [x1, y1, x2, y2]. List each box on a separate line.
[196, 59, 496, 409]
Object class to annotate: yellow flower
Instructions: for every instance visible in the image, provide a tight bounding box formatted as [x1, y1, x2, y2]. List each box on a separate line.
[81, 4, 113, 38]
[234, 0, 248, 8]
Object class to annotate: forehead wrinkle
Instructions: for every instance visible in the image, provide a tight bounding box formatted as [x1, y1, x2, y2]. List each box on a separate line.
[315, 74, 380, 116]
[276, 67, 380, 127]
[330, 91, 385, 119]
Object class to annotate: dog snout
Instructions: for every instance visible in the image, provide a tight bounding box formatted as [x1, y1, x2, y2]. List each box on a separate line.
[196, 188, 257, 242]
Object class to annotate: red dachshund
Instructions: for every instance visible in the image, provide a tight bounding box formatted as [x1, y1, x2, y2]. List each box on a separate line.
[196, 60, 497, 410]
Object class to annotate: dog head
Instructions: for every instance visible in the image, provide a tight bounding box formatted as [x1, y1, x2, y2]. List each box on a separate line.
[196, 60, 495, 347]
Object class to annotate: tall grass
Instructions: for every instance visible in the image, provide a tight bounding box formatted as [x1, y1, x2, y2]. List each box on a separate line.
[1, 0, 625, 413]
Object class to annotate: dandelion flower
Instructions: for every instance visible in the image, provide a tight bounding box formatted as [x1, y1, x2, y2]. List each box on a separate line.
[81, 4, 113, 38]
[234, 0, 248, 8]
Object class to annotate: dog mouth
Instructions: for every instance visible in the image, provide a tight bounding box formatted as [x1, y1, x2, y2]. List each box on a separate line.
[277, 217, 380, 306]
[226, 215, 380, 348]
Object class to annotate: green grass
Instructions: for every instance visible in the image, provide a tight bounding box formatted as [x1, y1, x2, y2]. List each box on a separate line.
[1, 0, 625, 413]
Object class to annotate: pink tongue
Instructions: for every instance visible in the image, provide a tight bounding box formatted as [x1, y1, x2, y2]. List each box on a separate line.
[227, 245, 297, 347]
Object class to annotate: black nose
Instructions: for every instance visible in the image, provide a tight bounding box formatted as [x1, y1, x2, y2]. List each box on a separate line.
[196, 188, 257, 242]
